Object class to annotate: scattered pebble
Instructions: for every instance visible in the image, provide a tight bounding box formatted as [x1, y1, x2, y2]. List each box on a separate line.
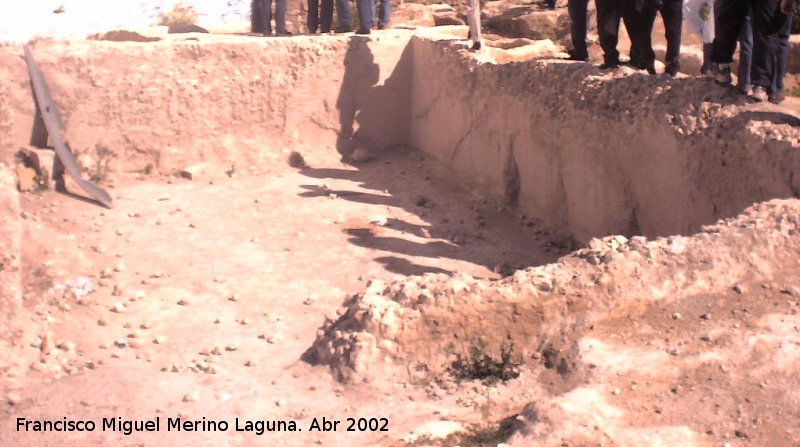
[177, 298, 191, 306]
[111, 303, 126, 313]
[183, 391, 199, 402]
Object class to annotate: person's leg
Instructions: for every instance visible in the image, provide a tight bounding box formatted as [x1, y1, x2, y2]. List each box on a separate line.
[750, 0, 791, 99]
[320, 0, 334, 32]
[596, 0, 622, 66]
[356, 0, 373, 32]
[263, 0, 275, 34]
[736, 7, 753, 91]
[378, 0, 391, 28]
[771, 12, 791, 101]
[467, 0, 482, 49]
[711, 0, 748, 63]
[307, 0, 320, 33]
[702, 42, 713, 74]
[625, 0, 656, 71]
[275, 0, 287, 34]
[335, 0, 353, 31]
[568, 0, 590, 59]
[661, 0, 683, 74]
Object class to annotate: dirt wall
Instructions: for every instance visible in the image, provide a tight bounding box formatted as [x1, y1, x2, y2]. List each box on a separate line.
[2, 30, 800, 242]
[410, 32, 800, 241]
[0, 32, 413, 177]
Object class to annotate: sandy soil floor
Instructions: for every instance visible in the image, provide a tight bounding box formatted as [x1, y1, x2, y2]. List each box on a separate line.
[1, 150, 569, 446]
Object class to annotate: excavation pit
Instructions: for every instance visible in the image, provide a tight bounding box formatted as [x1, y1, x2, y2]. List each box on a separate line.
[1, 29, 800, 446]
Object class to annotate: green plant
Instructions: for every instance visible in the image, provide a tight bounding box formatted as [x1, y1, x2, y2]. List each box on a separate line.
[448, 338, 522, 385]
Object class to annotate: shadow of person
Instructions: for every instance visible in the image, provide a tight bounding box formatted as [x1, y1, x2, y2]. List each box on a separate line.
[336, 37, 381, 160]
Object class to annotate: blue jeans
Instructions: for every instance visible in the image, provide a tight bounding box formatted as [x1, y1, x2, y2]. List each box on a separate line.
[356, 0, 374, 29]
[375, 0, 391, 28]
[336, 0, 353, 29]
[262, 0, 287, 34]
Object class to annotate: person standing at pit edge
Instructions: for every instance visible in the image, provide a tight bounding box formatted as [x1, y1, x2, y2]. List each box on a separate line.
[632, 0, 684, 76]
[707, 0, 794, 103]
[307, 0, 334, 33]
[467, 0, 482, 51]
[262, 0, 288, 35]
[373, 0, 392, 29]
[567, 0, 590, 60]
[595, 0, 640, 68]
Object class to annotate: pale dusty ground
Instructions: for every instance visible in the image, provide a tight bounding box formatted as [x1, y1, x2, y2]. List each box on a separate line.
[0, 150, 567, 446]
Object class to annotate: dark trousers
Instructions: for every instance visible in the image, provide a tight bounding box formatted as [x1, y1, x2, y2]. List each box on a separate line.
[308, 0, 334, 32]
[596, 0, 638, 65]
[712, 0, 791, 95]
[262, 0, 287, 34]
[568, 0, 590, 58]
[632, 0, 682, 67]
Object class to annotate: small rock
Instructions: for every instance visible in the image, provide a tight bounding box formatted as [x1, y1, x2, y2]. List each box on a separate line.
[672, 312, 682, 320]
[111, 303, 126, 313]
[225, 344, 238, 352]
[611, 388, 621, 395]
[158, 193, 171, 201]
[177, 298, 191, 306]
[733, 284, 744, 294]
[6, 392, 22, 405]
[245, 359, 257, 367]
[154, 336, 166, 344]
[700, 313, 712, 320]
[183, 391, 200, 402]
[15, 165, 37, 192]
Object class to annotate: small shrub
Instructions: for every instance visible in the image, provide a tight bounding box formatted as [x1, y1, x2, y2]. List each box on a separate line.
[158, 3, 199, 26]
[448, 339, 522, 385]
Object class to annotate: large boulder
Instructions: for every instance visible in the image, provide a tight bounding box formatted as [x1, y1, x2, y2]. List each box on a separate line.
[486, 7, 571, 42]
[391, 3, 436, 28]
[431, 3, 465, 26]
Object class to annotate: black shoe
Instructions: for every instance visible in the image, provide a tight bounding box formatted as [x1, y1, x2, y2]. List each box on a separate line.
[567, 49, 588, 61]
[470, 41, 482, 52]
[769, 92, 786, 104]
[644, 63, 656, 75]
[356, 27, 371, 35]
[599, 61, 619, 69]
[665, 63, 679, 77]
[334, 26, 353, 33]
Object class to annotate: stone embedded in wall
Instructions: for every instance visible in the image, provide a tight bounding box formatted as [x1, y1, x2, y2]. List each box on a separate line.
[486, 6, 572, 42]
[390, 3, 436, 29]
